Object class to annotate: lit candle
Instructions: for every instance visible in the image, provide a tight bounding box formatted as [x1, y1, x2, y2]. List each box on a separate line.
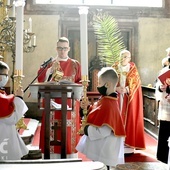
[12, 0, 15, 17]
[29, 17, 32, 33]
[78, 6, 89, 76]
[7, 0, 10, 5]
[15, 1, 24, 71]
[33, 35, 36, 46]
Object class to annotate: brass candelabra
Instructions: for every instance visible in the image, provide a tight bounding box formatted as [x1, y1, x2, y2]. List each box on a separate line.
[0, 1, 37, 129]
[0, 3, 36, 52]
[78, 75, 89, 135]
[14, 69, 27, 130]
[0, 1, 37, 93]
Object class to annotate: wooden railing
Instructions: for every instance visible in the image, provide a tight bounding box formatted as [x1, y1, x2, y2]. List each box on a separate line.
[142, 86, 159, 138]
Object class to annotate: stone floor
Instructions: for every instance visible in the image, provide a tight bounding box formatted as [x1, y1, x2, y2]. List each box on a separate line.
[112, 162, 169, 170]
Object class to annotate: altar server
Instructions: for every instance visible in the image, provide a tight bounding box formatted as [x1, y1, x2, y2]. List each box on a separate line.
[0, 61, 28, 160]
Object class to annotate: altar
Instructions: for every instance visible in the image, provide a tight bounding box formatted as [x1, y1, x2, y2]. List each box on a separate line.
[0, 160, 106, 170]
[29, 82, 82, 159]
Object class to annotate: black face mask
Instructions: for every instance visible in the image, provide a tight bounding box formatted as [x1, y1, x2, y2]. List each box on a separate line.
[97, 84, 107, 96]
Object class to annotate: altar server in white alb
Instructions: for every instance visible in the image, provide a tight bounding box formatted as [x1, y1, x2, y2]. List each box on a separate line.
[0, 61, 29, 160]
[155, 60, 170, 164]
[76, 67, 126, 169]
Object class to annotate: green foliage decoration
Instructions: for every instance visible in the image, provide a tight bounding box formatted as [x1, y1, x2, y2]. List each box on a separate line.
[92, 12, 125, 66]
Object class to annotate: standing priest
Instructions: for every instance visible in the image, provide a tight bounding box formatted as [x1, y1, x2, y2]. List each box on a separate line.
[37, 37, 81, 158]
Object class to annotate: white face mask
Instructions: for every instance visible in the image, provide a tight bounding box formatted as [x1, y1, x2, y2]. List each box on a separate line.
[0, 75, 9, 87]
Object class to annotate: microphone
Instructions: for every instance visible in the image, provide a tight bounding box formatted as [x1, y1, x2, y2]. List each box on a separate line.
[41, 57, 53, 68]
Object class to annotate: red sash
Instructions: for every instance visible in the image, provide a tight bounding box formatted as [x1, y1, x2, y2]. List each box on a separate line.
[0, 90, 14, 119]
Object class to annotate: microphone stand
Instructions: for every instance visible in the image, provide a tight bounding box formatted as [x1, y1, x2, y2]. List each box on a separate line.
[24, 63, 49, 93]
[16, 64, 49, 131]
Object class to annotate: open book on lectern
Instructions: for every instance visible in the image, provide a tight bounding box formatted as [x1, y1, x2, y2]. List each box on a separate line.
[50, 100, 70, 109]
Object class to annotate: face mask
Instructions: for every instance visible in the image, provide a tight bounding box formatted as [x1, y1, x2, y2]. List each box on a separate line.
[97, 83, 107, 96]
[0, 75, 8, 87]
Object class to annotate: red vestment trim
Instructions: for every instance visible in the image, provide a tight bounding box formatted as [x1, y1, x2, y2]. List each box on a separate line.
[0, 90, 15, 119]
[87, 96, 126, 137]
[113, 62, 146, 149]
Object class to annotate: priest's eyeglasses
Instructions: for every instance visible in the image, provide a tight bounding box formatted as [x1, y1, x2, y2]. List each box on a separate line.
[0, 74, 8, 77]
[57, 47, 69, 51]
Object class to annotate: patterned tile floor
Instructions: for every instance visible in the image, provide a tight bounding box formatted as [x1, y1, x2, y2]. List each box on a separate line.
[113, 162, 168, 170]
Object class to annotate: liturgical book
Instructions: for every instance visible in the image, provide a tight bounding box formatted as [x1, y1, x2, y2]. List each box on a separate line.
[158, 69, 170, 84]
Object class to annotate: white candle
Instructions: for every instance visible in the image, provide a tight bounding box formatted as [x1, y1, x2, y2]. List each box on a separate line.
[33, 35, 36, 46]
[15, 1, 24, 71]
[7, 0, 10, 5]
[78, 6, 89, 76]
[12, 0, 15, 17]
[29, 17, 32, 32]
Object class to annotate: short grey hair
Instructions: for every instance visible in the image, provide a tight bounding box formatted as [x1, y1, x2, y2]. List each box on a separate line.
[98, 67, 118, 84]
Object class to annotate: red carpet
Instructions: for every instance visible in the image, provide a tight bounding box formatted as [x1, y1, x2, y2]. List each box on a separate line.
[124, 132, 158, 162]
[31, 125, 41, 146]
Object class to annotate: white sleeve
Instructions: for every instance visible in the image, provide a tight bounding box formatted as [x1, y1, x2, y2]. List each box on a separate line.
[0, 97, 28, 125]
[87, 125, 112, 140]
[155, 78, 163, 101]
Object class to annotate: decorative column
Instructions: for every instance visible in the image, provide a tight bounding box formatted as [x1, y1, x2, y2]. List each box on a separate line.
[78, 6, 89, 134]
[14, 0, 27, 130]
[79, 6, 89, 77]
[14, 0, 25, 90]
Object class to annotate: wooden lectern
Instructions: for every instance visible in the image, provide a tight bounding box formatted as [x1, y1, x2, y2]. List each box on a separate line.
[29, 82, 82, 159]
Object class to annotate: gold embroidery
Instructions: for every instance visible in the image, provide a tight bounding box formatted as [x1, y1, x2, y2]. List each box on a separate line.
[121, 71, 128, 76]
[112, 63, 141, 101]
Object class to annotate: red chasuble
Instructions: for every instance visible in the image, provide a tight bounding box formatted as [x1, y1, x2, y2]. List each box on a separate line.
[0, 90, 15, 119]
[87, 96, 126, 137]
[38, 58, 81, 83]
[113, 62, 146, 149]
[38, 58, 81, 155]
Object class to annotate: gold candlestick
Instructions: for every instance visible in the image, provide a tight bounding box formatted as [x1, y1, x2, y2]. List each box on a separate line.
[14, 69, 27, 130]
[78, 75, 89, 135]
[13, 70, 24, 91]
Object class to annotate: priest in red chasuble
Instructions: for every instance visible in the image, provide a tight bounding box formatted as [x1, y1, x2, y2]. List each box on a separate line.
[37, 37, 81, 158]
[112, 50, 145, 153]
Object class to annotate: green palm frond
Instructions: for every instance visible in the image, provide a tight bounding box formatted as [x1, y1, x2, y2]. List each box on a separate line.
[92, 12, 125, 66]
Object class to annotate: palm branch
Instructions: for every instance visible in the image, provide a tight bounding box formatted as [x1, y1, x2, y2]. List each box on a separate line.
[92, 12, 125, 66]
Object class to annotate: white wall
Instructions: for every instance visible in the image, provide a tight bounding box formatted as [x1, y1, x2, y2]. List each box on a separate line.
[5, 15, 60, 102]
[138, 17, 170, 86]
